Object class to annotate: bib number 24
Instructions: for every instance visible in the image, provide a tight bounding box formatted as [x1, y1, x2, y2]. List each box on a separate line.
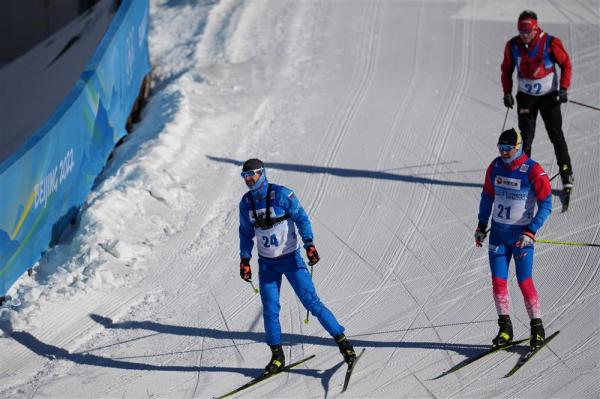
[262, 234, 279, 248]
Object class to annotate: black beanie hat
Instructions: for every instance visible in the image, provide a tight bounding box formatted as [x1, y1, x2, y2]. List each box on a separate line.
[498, 128, 523, 147]
[242, 158, 264, 172]
[519, 10, 538, 21]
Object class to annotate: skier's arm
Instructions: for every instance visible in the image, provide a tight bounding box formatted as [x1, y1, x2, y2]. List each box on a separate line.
[239, 197, 255, 259]
[500, 41, 516, 94]
[278, 188, 314, 247]
[478, 163, 496, 226]
[526, 164, 553, 234]
[550, 37, 572, 90]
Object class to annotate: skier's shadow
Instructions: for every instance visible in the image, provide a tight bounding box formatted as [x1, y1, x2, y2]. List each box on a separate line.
[86, 314, 494, 391]
[89, 314, 489, 357]
[6, 329, 261, 378]
[207, 155, 483, 188]
[6, 325, 345, 397]
[551, 188, 568, 209]
[5, 315, 493, 395]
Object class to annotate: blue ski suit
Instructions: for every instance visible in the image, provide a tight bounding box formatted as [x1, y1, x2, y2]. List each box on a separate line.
[239, 177, 344, 346]
[478, 153, 552, 318]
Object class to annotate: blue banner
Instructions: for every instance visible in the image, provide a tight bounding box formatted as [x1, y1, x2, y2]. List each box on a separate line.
[0, 0, 151, 296]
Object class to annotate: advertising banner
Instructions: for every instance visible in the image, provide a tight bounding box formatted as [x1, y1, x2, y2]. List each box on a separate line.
[0, 0, 151, 296]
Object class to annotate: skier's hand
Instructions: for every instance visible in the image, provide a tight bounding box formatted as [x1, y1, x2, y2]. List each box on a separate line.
[474, 223, 488, 247]
[240, 258, 252, 281]
[557, 89, 568, 103]
[516, 231, 535, 248]
[503, 93, 515, 109]
[306, 245, 320, 266]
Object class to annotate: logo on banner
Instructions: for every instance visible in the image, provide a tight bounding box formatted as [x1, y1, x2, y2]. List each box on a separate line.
[495, 176, 521, 190]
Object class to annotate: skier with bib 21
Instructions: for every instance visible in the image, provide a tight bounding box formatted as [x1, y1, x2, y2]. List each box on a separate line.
[474, 128, 552, 349]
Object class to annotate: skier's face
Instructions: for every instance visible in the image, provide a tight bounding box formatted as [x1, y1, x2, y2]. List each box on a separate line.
[242, 169, 263, 188]
[519, 30, 535, 44]
[498, 144, 519, 160]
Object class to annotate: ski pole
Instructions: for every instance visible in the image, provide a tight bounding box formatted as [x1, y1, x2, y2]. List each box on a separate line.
[549, 172, 560, 182]
[248, 280, 259, 294]
[501, 107, 509, 132]
[569, 99, 600, 112]
[536, 239, 600, 248]
[304, 264, 314, 324]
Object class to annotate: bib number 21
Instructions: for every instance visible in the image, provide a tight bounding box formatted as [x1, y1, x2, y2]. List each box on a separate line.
[497, 204, 511, 220]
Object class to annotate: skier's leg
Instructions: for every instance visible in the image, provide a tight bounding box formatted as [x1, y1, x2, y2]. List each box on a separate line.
[513, 241, 545, 347]
[539, 94, 573, 186]
[516, 92, 538, 157]
[258, 258, 284, 346]
[284, 251, 344, 338]
[488, 230, 512, 316]
[513, 243, 541, 319]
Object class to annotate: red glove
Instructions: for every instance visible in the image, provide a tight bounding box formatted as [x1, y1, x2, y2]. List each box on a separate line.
[240, 258, 252, 281]
[306, 245, 320, 266]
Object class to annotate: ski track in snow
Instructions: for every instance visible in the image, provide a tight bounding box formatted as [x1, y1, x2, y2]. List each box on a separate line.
[1, 0, 599, 398]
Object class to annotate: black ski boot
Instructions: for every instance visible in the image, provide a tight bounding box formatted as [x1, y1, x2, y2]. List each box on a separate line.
[264, 344, 285, 374]
[335, 334, 356, 365]
[530, 318, 545, 349]
[492, 315, 513, 347]
[560, 164, 574, 189]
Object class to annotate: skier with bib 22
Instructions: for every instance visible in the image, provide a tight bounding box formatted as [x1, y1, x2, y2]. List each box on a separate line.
[501, 10, 574, 194]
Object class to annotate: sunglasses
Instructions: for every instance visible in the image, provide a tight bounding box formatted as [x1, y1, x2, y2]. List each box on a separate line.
[241, 168, 263, 178]
[497, 144, 516, 152]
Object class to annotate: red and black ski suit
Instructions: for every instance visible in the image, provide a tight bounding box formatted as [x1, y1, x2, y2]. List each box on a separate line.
[501, 29, 573, 176]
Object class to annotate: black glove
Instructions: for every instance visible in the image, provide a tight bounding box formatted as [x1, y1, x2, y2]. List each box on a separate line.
[305, 245, 320, 266]
[557, 89, 568, 103]
[474, 223, 488, 247]
[503, 93, 515, 109]
[240, 258, 252, 281]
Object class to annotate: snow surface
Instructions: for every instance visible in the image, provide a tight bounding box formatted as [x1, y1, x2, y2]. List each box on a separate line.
[1, 0, 599, 398]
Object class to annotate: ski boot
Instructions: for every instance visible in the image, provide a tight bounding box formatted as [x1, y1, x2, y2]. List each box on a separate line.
[492, 315, 513, 347]
[264, 344, 285, 374]
[560, 164, 574, 190]
[530, 318, 545, 349]
[560, 166, 574, 211]
[335, 334, 356, 365]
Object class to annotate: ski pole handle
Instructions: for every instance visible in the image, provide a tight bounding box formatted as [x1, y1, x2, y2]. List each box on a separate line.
[304, 264, 314, 324]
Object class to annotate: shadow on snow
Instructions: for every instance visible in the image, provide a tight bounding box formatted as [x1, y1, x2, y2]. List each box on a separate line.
[207, 156, 482, 188]
[4, 314, 497, 394]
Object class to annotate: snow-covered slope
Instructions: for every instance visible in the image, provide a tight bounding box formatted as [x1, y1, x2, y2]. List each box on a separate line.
[1, 1, 598, 398]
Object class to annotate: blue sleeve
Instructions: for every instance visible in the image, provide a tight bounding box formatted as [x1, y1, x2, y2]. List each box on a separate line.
[478, 192, 494, 226]
[239, 196, 255, 259]
[528, 194, 552, 234]
[277, 187, 314, 247]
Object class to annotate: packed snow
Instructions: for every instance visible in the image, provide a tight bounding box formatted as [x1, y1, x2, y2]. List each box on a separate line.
[1, 0, 599, 398]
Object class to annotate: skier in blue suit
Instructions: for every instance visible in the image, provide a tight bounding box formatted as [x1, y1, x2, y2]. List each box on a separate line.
[238, 158, 355, 374]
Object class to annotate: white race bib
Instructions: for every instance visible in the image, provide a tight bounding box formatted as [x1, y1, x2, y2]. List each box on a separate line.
[255, 219, 299, 258]
[517, 73, 557, 96]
